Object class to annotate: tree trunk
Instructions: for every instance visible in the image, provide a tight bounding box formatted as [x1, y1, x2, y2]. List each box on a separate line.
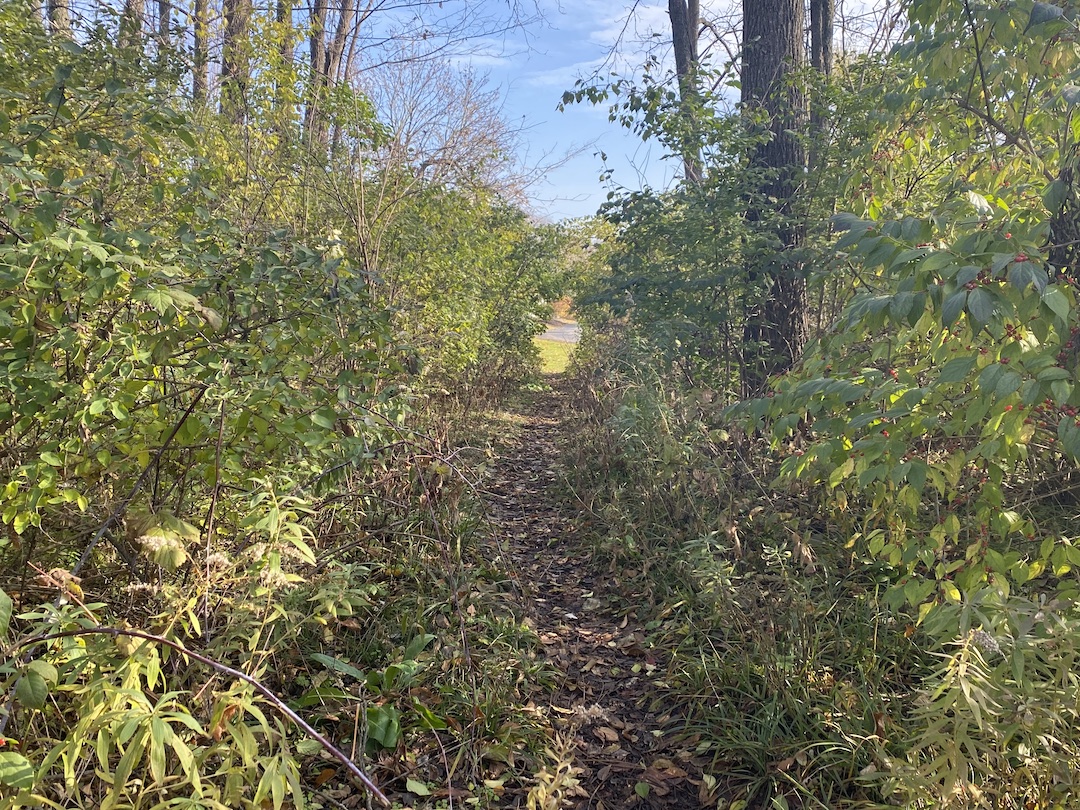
[47, 0, 71, 37]
[740, 0, 809, 394]
[158, 0, 171, 48]
[276, 0, 293, 62]
[668, 0, 701, 183]
[810, 0, 834, 75]
[305, 0, 329, 143]
[192, 0, 208, 104]
[274, 0, 294, 122]
[220, 0, 252, 120]
[326, 0, 355, 88]
[120, 0, 145, 50]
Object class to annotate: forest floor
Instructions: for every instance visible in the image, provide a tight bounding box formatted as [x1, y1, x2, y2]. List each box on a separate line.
[481, 375, 712, 810]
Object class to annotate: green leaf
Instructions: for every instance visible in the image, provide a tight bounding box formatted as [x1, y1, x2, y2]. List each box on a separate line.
[39, 451, 63, 467]
[366, 705, 401, 749]
[1042, 286, 1071, 324]
[133, 286, 175, 314]
[132, 285, 199, 314]
[942, 290, 967, 327]
[1028, 1, 1064, 30]
[406, 778, 431, 796]
[1044, 178, 1068, 212]
[1051, 379, 1073, 404]
[1060, 420, 1080, 459]
[1037, 366, 1071, 381]
[891, 247, 931, 267]
[635, 782, 650, 799]
[965, 190, 993, 216]
[907, 461, 928, 493]
[411, 699, 448, 730]
[979, 363, 1004, 394]
[1009, 261, 1047, 293]
[0, 588, 11, 638]
[26, 659, 57, 685]
[0, 752, 34, 790]
[310, 409, 337, 430]
[994, 369, 1022, 398]
[176, 128, 197, 150]
[936, 356, 976, 385]
[15, 670, 48, 709]
[966, 287, 994, 330]
[921, 251, 956, 273]
[309, 653, 366, 681]
[403, 633, 436, 662]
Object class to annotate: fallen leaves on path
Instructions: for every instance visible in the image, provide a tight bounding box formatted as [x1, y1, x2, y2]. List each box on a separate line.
[482, 378, 713, 809]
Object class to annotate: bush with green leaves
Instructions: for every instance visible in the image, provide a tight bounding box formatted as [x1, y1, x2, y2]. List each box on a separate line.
[0, 8, 556, 807]
[730, 0, 1080, 804]
[379, 186, 571, 412]
[568, 0, 1080, 806]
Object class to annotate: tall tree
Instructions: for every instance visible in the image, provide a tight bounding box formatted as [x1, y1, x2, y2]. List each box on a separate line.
[668, 0, 701, 183]
[740, 0, 809, 393]
[810, 0, 834, 75]
[192, 0, 208, 103]
[157, 0, 171, 50]
[267, 0, 296, 131]
[220, 0, 252, 119]
[120, 0, 144, 49]
[47, 0, 70, 37]
[305, 0, 329, 142]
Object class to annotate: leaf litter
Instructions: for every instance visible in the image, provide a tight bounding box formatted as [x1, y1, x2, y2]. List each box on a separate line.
[481, 377, 713, 808]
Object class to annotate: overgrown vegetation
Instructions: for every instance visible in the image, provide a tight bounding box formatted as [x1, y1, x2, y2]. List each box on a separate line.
[568, 0, 1080, 807]
[10, 0, 1080, 807]
[0, 5, 569, 807]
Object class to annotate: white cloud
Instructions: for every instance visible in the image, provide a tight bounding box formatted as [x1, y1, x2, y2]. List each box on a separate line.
[525, 57, 608, 89]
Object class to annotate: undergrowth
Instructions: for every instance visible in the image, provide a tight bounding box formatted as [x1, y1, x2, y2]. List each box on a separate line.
[562, 326, 1080, 809]
[0, 10, 562, 807]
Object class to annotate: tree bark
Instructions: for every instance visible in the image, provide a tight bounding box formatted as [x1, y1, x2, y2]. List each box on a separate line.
[740, 0, 809, 394]
[305, 0, 329, 143]
[220, 0, 252, 120]
[120, 0, 145, 50]
[668, 0, 701, 183]
[158, 0, 171, 48]
[192, 0, 208, 104]
[326, 0, 355, 88]
[274, 0, 294, 120]
[810, 0, 834, 75]
[47, 0, 71, 37]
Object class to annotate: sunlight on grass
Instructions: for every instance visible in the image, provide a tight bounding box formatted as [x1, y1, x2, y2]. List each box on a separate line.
[535, 338, 573, 373]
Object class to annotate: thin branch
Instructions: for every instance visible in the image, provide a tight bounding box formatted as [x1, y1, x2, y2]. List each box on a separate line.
[13, 626, 391, 807]
[73, 386, 207, 576]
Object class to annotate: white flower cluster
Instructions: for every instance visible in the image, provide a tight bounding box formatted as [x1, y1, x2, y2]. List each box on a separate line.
[970, 628, 1002, 659]
[205, 552, 230, 570]
[259, 566, 290, 590]
[138, 532, 182, 554]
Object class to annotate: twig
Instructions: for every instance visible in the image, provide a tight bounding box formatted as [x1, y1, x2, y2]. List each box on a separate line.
[13, 626, 390, 807]
[202, 395, 227, 637]
[73, 386, 207, 576]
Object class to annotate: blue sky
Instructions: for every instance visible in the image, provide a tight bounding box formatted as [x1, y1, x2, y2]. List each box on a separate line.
[467, 0, 682, 221]
[455, 0, 889, 221]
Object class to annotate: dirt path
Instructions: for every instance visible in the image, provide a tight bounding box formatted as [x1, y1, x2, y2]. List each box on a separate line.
[483, 377, 706, 810]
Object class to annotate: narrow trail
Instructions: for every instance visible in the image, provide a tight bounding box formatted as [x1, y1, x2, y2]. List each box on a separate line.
[483, 376, 707, 810]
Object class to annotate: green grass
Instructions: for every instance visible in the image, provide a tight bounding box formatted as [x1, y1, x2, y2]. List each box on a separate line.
[534, 338, 574, 374]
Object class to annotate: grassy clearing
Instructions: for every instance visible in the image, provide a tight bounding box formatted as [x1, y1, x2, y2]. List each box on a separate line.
[535, 337, 574, 374]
